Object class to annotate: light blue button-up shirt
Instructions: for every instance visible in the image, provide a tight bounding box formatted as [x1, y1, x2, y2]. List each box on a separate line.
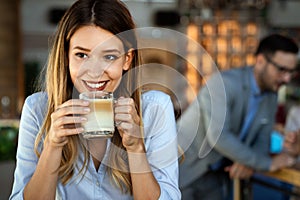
[239, 69, 264, 141]
[9, 90, 181, 200]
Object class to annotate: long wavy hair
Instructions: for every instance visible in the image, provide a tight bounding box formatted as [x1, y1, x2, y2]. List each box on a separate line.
[35, 0, 142, 194]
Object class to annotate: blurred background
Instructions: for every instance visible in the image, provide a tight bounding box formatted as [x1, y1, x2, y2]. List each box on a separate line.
[1, 0, 300, 199]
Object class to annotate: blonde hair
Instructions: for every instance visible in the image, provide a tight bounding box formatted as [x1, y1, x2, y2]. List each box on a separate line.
[35, 0, 142, 194]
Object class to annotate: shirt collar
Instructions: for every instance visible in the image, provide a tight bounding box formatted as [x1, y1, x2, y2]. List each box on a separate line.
[250, 69, 262, 97]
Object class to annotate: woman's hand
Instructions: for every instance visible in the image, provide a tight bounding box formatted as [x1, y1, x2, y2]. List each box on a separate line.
[114, 97, 144, 152]
[48, 99, 90, 148]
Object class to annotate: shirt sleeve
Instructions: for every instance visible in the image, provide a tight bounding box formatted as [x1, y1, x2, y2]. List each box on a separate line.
[142, 91, 181, 200]
[9, 94, 45, 200]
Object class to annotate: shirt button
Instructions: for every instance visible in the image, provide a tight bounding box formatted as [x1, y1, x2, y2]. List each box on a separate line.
[96, 181, 100, 186]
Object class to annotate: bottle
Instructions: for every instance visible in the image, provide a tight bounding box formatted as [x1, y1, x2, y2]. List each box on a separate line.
[1, 96, 11, 118]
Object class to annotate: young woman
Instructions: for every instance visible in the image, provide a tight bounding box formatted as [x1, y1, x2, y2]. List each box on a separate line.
[9, 0, 180, 199]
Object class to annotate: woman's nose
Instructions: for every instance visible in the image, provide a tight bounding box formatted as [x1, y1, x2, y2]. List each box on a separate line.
[83, 57, 107, 77]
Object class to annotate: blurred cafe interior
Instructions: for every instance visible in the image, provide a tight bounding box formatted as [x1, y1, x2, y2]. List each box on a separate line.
[1, 0, 300, 199]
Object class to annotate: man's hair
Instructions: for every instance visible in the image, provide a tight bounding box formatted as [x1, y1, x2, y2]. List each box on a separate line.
[255, 33, 299, 56]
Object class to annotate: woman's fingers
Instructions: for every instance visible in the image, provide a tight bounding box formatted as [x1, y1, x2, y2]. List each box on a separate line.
[114, 97, 143, 151]
[114, 98, 141, 135]
[54, 99, 90, 117]
[48, 99, 90, 147]
[57, 99, 89, 108]
[52, 116, 85, 132]
[115, 113, 134, 124]
[114, 97, 139, 124]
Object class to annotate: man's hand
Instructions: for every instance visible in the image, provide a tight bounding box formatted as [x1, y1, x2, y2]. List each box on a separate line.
[225, 162, 254, 179]
[283, 130, 300, 157]
[270, 153, 296, 172]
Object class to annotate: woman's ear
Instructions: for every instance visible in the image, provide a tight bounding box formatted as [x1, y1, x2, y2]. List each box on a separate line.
[123, 48, 134, 71]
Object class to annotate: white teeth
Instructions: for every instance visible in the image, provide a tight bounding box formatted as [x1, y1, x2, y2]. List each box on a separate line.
[86, 81, 105, 88]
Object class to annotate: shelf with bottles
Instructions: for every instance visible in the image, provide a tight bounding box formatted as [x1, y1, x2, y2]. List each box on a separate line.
[194, 18, 262, 71]
[184, 13, 264, 104]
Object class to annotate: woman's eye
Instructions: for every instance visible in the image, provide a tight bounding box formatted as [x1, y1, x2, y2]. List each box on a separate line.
[104, 55, 118, 61]
[75, 52, 88, 59]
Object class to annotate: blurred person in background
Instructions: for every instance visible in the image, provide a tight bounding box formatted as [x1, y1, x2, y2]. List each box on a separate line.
[178, 33, 299, 200]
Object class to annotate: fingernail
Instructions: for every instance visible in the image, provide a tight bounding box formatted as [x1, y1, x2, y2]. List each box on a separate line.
[83, 100, 89, 105]
[78, 127, 84, 132]
[84, 108, 90, 112]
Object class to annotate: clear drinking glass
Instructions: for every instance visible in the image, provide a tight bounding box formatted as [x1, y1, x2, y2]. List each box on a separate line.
[79, 91, 114, 139]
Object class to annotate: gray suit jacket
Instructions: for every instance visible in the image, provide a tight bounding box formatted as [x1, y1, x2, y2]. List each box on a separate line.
[178, 66, 278, 188]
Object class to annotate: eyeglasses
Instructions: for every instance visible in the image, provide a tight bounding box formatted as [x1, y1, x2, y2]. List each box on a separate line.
[264, 55, 298, 76]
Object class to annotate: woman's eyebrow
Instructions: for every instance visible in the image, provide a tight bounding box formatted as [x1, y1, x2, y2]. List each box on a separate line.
[102, 49, 122, 54]
[73, 46, 91, 52]
[73, 46, 123, 54]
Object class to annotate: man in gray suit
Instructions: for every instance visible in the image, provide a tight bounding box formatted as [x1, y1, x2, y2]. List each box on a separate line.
[178, 34, 299, 200]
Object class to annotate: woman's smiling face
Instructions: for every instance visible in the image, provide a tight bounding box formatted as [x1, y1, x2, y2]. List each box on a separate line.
[69, 25, 133, 93]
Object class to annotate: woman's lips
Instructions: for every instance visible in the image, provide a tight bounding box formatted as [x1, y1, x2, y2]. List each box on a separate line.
[84, 81, 108, 91]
